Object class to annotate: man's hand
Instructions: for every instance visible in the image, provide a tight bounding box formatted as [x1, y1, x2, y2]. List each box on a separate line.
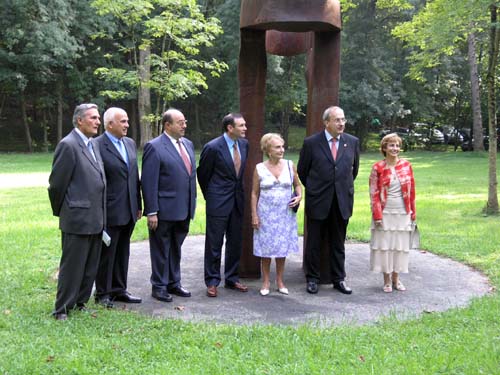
[147, 214, 158, 231]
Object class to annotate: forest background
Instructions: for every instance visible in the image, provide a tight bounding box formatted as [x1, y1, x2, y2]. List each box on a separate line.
[0, 0, 498, 153]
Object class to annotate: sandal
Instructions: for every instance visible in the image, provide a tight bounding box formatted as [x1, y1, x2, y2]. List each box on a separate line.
[393, 280, 406, 291]
[383, 284, 393, 293]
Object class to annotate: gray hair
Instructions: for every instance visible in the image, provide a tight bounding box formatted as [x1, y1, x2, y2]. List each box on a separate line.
[72, 103, 98, 127]
[322, 106, 342, 121]
[103, 107, 126, 129]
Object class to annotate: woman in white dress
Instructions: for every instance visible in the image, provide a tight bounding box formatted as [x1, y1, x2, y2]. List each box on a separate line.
[369, 133, 416, 292]
[251, 133, 302, 296]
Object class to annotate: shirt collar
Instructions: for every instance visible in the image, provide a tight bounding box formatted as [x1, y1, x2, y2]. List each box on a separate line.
[223, 132, 237, 148]
[74, 127, 91, 145]
[105, 131, 121, 144]
[324, 130, 340, 142]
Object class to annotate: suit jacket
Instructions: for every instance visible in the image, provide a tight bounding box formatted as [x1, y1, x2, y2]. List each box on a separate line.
[48, 129, 106, 234]
[197, 135, 249, 216]
[141, 133, 196, 221]
[94, 133, 142, 227]
[298, 131, 360, 221]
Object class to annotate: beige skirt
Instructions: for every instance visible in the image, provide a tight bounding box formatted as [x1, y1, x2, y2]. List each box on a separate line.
[370, 196, 412, 274]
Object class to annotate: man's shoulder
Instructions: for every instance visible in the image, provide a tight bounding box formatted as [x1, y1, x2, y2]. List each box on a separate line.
[342, 132, 359, 143]
[304, 131, 324, 144]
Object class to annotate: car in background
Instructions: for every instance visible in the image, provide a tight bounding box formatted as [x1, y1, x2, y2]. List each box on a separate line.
[461, 128, 500, 151]
[411, 123, 445, 144]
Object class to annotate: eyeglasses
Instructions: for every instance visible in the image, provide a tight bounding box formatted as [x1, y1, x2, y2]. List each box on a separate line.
[176, 120, 188, 125]
[332, 118, 346, 124]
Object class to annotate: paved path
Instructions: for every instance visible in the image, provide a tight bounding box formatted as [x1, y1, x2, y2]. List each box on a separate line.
[122, 236, 491, 327]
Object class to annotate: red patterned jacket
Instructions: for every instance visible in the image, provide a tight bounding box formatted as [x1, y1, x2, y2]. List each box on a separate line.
[369, 159, 416, 221]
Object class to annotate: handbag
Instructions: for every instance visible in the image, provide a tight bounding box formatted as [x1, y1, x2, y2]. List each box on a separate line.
[287, 160, 299, 213]
[410, 223, 420, 250]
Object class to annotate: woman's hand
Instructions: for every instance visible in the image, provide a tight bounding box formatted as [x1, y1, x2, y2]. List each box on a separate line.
[288, 194, 301, 208]
[252, 215, 260, 229]
[374, 219, 383, 228]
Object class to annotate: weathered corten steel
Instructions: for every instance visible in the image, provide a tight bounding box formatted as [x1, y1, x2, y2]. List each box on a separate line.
[238, 0, 342, 283]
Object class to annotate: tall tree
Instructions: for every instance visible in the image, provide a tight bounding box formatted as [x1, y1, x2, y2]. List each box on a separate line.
[91, 0, 227, 146]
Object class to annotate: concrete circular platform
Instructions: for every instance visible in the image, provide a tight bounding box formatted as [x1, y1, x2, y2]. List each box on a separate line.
[122, 236, 491, 326]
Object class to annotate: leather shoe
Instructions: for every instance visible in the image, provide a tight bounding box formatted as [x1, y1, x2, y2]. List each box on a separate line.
[54, 313, 67, 321]
[167, 286, 191, 297]
[333, 281, 352, 294]
[113, 292, 142, 303]
[306, 281, 318, 294]
[225, 281, 248, 292]
[152, 290, 173, 302]
[95, 296, 114, 308]
[206, 285, 217, 297]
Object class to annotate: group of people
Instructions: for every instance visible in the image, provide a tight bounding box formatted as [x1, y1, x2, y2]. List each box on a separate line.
[48, 103, 416, 321]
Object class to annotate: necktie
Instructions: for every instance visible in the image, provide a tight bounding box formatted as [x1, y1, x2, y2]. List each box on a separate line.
[331, 138, 337, 161]
[177, 140, 192, 174]
[233, 142, 241, 175]
[117, 139, 128, 166]
[88, 140, 97, 162]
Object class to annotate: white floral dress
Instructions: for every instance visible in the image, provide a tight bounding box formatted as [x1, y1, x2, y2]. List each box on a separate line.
[253, 160, 299, 258]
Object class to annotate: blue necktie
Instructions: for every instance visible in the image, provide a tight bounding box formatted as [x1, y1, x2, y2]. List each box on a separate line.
[117, 139, 128, 165]
[88, 140, 97, 162]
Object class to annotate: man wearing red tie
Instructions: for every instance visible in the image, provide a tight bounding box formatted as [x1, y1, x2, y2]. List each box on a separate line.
[141, 109, 196, 303]
[298, 106, 360, 295]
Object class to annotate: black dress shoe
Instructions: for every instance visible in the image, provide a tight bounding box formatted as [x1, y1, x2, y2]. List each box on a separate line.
[113, 292, 142, 303]
[152, 290, 173, 302]
[95, 296, 114, 308]
[54, 313, 68, 321]
[167, 286, 191, 297]
[306, 281, 318, 294]
[333, 281, 352, 295]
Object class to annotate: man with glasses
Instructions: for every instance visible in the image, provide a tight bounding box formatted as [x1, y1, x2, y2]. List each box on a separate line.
[298, 106, 360, 295]
[141, 108, 196, 303]
[48, 103, 106, 320]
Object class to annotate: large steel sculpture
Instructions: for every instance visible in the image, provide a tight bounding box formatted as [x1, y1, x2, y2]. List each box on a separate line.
[238, 0, 342, 282]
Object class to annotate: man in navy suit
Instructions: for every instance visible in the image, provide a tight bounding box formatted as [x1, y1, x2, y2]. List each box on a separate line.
[197, 113, 249, 297]
[48, 103, 106, 320]
[298, 106, 360, 295]
[141, 108, 196, 302]
[93, 107, 142, 308]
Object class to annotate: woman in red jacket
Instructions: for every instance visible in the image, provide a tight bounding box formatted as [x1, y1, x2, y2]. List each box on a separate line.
[369, 133, 416, 292]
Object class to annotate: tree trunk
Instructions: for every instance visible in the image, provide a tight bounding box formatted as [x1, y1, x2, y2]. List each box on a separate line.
[57, 80, 63, 143]
[138, 46, 152, 148]
[129, 99, 138, 142]
[468, 30, 484, 152]
[41, 109, 49, 152]
[20, 94, 33, 153]
[485, 5, 500, 215]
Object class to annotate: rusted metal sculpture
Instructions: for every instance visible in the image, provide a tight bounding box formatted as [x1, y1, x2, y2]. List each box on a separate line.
[239, 0, 342, 282]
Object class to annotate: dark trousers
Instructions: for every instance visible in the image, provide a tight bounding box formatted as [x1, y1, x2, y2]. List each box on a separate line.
[304, 194, 348, 284]
[149, 219, 189, 292]
[95, 221, 135, 298]
[54, 232, 102, 315]
[204, 208, 243, 287]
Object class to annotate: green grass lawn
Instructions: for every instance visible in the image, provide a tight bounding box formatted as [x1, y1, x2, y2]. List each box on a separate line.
[1, 150, 500, 374]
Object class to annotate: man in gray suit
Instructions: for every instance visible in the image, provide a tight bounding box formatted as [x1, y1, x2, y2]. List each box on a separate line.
[48, 103, 106, 320]
[141, 108, 196, 303]
[93, 107, 142, 308]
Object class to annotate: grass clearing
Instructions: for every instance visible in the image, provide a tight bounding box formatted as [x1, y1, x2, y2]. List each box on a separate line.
[0, 149, 499, 373]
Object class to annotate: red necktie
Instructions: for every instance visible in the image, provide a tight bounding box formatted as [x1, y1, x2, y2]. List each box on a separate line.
[177, 140, 192, 174]
[331, 138, 337, 160]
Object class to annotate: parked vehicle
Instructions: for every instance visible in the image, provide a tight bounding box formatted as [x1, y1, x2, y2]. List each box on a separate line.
[461, 128, 500, 151]
[411, 123, 445, 144]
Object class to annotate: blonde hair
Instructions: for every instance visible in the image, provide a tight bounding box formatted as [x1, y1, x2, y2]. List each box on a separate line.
[380, 133, 403, 156]
[260, 133, 284, 157]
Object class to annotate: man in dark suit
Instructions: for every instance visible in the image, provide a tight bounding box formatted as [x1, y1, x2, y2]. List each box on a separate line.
[298, 106, 360, 295]
[48, 103, 106, 320]
[93, 107, 142, 308]
[197, 113, 249, 297]
[141, 108, 196, 302]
